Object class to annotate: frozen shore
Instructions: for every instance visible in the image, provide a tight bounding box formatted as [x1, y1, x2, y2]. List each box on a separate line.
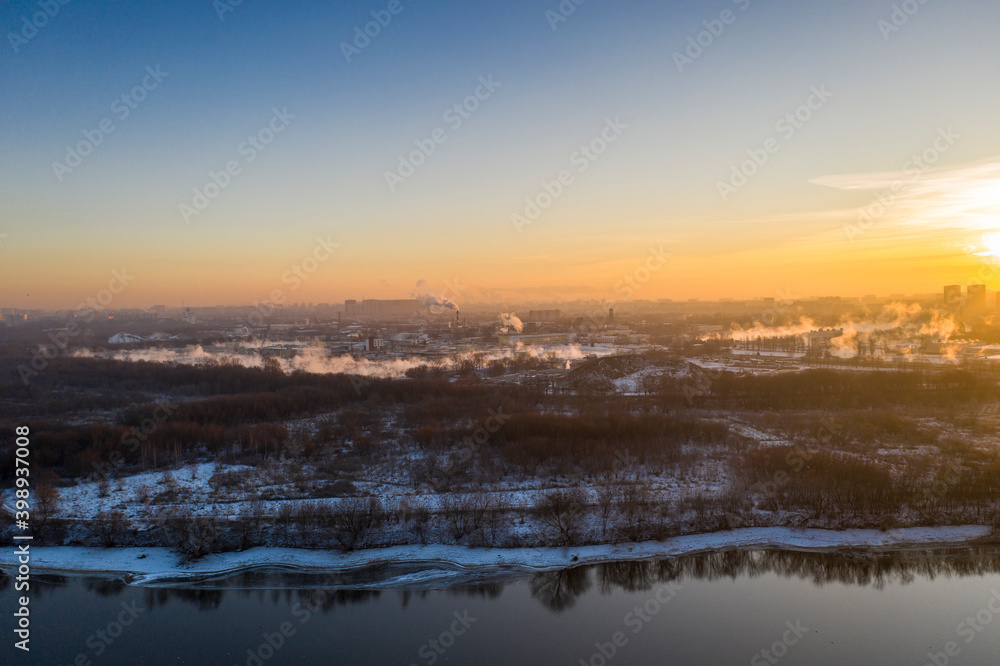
[2, 525, 993, 587]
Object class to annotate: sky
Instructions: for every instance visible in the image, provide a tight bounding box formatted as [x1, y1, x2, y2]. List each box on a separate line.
[2, 0, 1000, 309]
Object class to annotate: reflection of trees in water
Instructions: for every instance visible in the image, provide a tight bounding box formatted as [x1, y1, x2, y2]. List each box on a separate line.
[598, 561, 658, 593]
[532, 547, 1000, 611]
[666, 548, 1000, 590]
[529, 566, 592, 611]
[87, 578, 127, 597]
[171, 588, 224, 610]
[17, 548, 999, 614]
[399, 583, 503, 609]
[448, 582, 504, 601]
[289, 588, 381, 613]
[133, 586, 223, 611]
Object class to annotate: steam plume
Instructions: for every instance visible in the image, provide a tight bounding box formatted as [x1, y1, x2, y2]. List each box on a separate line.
[497, 312, 524, 333]
[415, 280, 459, 311]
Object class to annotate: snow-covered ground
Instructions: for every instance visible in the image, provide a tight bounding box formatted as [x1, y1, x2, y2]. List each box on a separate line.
[2, 525, 990, 587]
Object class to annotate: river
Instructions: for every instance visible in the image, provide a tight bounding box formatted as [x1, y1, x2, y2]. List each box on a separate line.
[3, 548, 1000, 665]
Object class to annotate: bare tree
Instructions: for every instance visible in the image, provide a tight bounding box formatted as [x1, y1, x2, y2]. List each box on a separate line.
[277, 502, 296, 543]
[239, 498, 268, 549]
[153, 508, 224, 560]
[595, 485, 619, 539]
[441, 495, 473, 542]
[616, 483, 653, 542]
[482, 495, 510, 547]
[93, 510, 130, 547]
[332, 497, 384, 551]
[180, 514, 223, 560]
[535, 489, 586, 546]
[33, 484, 60, 538]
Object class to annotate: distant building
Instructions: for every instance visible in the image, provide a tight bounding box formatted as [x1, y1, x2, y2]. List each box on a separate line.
[967, 284, 987, 318]
[527, 309, 560, 323]
[345, 299, 423, 318]
[805, 328, 843, 351]
[497, 333, 573, 346]
[943, 285, 963, 308]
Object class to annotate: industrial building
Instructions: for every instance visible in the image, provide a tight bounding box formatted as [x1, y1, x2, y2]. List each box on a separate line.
[344, 299, 424, 318]
[497, 332, 573, 346]
[527, 309, 561, 323]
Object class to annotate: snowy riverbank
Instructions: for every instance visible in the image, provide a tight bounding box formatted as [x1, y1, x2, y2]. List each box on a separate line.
[1, 525, 993, 587]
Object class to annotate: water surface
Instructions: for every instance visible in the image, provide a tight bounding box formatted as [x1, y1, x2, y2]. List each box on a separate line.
[3, 548, 1000, 665]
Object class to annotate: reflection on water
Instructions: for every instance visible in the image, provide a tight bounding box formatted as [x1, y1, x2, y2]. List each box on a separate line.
[4, 547, 1000, 666]
[5, 546, 998, 613]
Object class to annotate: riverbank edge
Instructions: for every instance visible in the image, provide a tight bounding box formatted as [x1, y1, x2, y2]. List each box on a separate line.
[2, 525, 994, 587]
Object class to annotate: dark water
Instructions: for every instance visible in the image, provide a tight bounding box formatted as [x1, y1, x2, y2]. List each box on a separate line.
[3, 548, 1000, 665]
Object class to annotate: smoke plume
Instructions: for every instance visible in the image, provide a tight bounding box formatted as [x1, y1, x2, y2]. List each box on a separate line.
[497, 312, 524, 333]
[415, 280, 459, 311]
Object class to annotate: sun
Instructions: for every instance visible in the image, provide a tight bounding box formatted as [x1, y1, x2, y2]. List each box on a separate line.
[982, 232, 1000, 260]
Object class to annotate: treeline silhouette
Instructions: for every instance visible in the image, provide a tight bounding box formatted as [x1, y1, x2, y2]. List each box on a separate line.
[488, 413, 729, 471]
[0, 356, 543, 479]
[700, 368, 999, 409]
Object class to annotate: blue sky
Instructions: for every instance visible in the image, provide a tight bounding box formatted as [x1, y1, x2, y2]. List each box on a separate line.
[2, 0, 999, 307]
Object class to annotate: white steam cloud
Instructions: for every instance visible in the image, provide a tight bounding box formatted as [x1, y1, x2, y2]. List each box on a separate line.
[415, 280, 459, 311]
[497, 312, 523, 333]
[719, 303, 963, 360]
